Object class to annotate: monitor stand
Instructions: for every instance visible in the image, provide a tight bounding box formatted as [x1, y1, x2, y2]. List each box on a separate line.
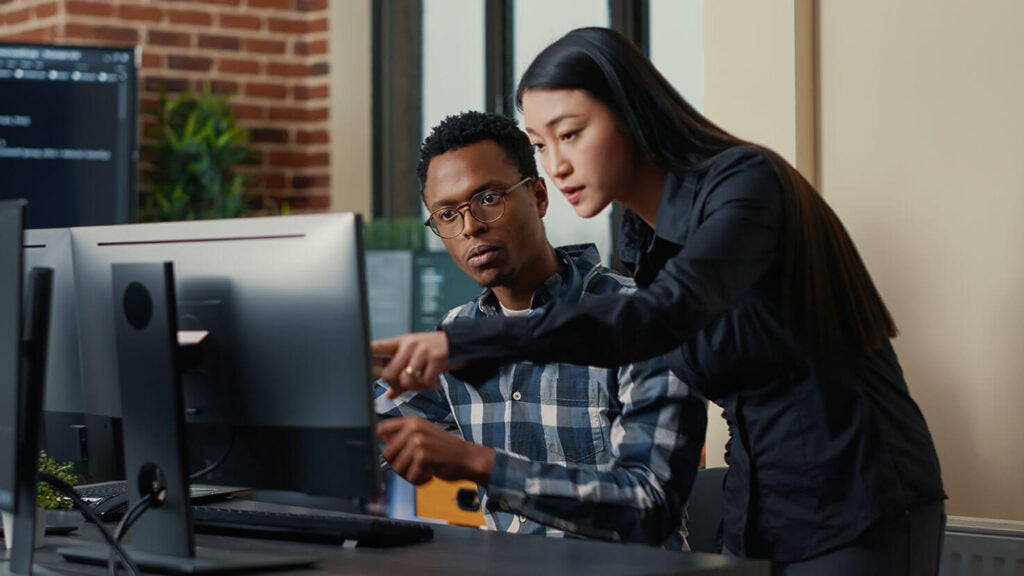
[2, 268, 59, 576]
[58, 262, 317, 574]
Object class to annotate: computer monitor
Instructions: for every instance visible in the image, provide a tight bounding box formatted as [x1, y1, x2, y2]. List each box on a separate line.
[1, 199, 55, 575]
[70, 213, 379, 495]
[364, 250, 483, 340]
[0, 43, 137, 228]
[365, 251, 414, 340]
[60, 214, 378, 572]
[21, 230, 91, 476]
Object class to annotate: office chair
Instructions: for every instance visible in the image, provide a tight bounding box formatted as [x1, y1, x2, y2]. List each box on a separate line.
[687, 466, 727, 554]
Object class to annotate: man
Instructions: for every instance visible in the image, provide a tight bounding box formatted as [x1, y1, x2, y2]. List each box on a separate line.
[374, 111, 706, 548]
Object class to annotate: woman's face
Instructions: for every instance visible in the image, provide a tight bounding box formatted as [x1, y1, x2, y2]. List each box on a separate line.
[521, 88, 640, 219]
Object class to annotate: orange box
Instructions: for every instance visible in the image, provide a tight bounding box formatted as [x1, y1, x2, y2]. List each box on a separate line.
[415, 478, 484, 527]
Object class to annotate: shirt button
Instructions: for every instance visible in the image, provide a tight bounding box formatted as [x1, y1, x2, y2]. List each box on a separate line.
[512, 391, 522, 401]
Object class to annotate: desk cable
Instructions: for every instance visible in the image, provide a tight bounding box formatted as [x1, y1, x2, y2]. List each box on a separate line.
[189, 427, 236, 481]
[38, 471, 142, 576]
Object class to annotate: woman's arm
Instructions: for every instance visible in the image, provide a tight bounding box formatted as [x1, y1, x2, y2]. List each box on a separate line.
[375, 150, 784, 393]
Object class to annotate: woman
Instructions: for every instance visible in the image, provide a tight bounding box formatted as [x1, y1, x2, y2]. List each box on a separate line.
[375, 27, 944, 573]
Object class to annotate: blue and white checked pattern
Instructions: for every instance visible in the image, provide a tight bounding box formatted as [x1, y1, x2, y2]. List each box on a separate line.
[375, 244, 705, 548]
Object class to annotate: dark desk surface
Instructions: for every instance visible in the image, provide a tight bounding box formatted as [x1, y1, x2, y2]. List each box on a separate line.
[22, 522, 769, 575]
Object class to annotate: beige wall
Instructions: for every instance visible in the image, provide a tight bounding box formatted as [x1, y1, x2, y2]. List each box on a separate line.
[707, 0, 1024, 520]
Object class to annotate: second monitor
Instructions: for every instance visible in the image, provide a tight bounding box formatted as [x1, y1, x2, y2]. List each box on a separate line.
[70, 213, 379, 498]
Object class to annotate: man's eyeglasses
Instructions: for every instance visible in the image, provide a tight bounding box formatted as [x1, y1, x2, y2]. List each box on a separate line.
[424, 177, 535, 239]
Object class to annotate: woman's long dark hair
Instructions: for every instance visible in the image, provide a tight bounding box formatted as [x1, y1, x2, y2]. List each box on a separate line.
[516, 27, 896, 363]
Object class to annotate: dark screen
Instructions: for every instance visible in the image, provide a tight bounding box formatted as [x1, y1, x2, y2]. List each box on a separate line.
[0, 44, 136, 228]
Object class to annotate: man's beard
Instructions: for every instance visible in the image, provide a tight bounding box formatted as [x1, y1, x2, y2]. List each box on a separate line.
[482, 267, 519, 289]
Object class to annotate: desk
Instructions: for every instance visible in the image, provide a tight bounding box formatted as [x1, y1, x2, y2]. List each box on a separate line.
[25, 522, 769, 575]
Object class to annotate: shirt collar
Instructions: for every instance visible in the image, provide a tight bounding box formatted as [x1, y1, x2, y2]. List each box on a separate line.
[475, 244, 597, 316]
[619, 170, 696, 268]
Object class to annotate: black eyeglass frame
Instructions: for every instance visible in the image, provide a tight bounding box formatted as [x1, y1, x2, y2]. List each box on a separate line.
[423, 176, 535, 239]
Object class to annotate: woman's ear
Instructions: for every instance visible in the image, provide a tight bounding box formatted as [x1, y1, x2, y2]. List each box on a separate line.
[534, 177, 549, 217]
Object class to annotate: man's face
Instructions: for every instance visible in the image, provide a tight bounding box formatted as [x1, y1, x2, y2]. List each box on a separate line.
[422, 140, 549, 290]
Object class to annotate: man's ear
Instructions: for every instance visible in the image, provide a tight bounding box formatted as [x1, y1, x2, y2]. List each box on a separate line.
[534, 177, 549, 218]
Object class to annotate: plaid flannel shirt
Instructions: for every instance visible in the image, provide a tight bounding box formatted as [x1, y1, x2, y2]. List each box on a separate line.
[375, 244, 706, 548]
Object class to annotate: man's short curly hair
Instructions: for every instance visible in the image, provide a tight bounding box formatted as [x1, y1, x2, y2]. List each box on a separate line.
[416, 111, 538, 197]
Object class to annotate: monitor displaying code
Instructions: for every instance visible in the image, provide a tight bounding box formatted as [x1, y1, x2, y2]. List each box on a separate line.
[0, 44, 137, 228]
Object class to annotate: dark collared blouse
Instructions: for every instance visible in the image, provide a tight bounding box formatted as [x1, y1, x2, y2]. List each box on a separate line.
[445, 147, 944, 561]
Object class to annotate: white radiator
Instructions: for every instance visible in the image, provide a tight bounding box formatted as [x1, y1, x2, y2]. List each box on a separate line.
[942, 516, 1024, 576]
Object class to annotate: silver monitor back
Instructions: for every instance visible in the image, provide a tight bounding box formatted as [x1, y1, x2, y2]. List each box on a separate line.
[23, 229, 83, 415]
[71, 213, 374, 430]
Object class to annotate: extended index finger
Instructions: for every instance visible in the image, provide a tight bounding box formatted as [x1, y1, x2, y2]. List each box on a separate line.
[371, 337, 400, 357]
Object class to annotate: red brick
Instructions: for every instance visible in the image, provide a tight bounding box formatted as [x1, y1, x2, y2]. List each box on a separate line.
[305, 107, 328, 121]
[244, 82, 288, 99]
[219, 14, 261, 29]
[140, 97, 161, 114]
[219, 58, 261, 74]
[268, 107, 306, 121]
[250, 128, 289, 144]
[292, 174, 330, 189]
[268, 151, 328, 167]
[168, 55, 213, 72]
[267, 17, 303, 33]
[296, 130, 329, 145]
[210, 80, 240, 95]
[306, 17, 327, 33]
[95, 27, 139, 43]
[118, 5, 163, 22]
[293, 85, 328, 100]
[34, 2, 59, 19]
[308, 61, 328, 76]
[145, 76, 190, 93]
[208, 0, 241, 5]
[2, 27, 55, 42]
[141, 52, 164, 68]
[296, 0, 326, 11]
[199, 34, 241, 51]
[66, 1, 113, 17]
[4, 7, 32, 25]
[294, 39, 327, 56]
[63, 23, 93, 40]
[253, 172, 287, 188]
[266, 62, 306, 77]
[248, 0, 293, 9]
[232, 104, 266, 120]
[243, 39, 286, 54]
[168, 10, 213, 26]
[149, 30, 192, 47]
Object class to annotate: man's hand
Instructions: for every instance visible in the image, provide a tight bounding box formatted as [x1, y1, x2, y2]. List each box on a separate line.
[377, 416, 494, 487]
[372, 332, 463, 399]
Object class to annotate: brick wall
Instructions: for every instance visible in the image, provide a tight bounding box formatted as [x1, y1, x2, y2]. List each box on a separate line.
[0, 0, 332, 213]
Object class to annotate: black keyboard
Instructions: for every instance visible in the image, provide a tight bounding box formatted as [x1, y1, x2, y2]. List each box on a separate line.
[75, 481, 245, 522]
[190, 505, 434, 547]
[75, 481, 128, 501]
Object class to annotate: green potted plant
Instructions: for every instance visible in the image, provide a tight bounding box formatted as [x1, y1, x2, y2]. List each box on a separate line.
[34, 451, 77, 546]
[1, 451, 77, 549]
[141, 82, 254, 222]
[36, 451, 76, 512]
